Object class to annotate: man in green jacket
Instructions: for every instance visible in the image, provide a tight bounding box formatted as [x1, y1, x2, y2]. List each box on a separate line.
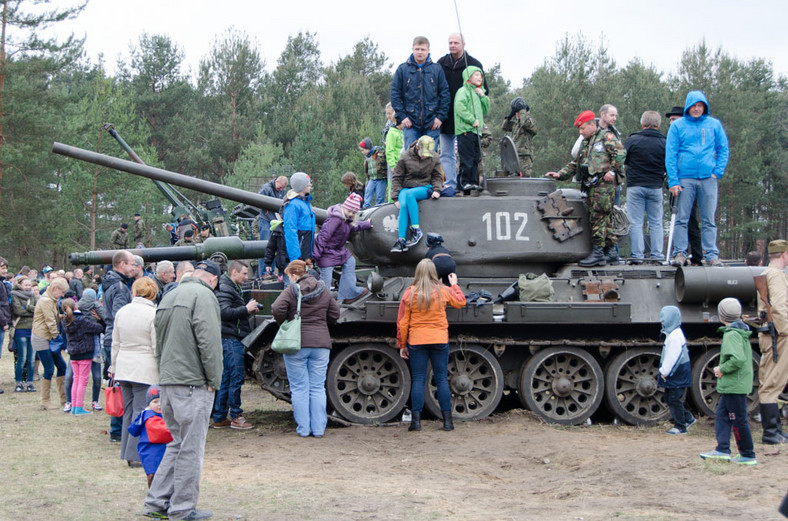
[145, 260, 222, 521]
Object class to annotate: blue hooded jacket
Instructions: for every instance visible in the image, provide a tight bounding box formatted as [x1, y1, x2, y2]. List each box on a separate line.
[282, 193, 316, 262]
[665, 90, 729, 188]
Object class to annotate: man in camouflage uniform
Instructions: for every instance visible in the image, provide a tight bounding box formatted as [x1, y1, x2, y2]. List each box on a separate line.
[756, 240, 788, 444]
[133, 213, 147, 248]
[546, 110, 626, 267]
[110, 223, 129, 249]
[502, 97, 537, 177]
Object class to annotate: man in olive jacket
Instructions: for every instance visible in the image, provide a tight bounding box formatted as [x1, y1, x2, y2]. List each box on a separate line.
[145, 260, 222, 521]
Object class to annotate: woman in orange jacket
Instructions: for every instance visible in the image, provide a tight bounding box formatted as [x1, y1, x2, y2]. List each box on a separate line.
[397, 258, 466, 432]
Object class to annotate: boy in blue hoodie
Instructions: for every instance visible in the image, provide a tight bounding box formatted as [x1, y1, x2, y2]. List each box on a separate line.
[700, 298, 756, 465]
[129, 385, 174, 487]
[657, 306, 695, 434]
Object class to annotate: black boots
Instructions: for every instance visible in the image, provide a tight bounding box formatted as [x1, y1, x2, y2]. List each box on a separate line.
[408, 410, 421, 431]
[604, 246, 621, 264]
[579, 245, 606, 267]
[442, 410, 454, 431]
[760, 403, 788, 444]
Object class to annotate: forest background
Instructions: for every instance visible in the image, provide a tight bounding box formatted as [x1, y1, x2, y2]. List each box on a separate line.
[0, 1, 786, 268]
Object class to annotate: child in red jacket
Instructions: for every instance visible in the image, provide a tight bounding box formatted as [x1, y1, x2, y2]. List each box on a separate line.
[128, 385, 173, 487]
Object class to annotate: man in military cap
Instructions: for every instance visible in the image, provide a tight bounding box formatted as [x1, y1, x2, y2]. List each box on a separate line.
[174, 229, 197, 247]
[546, 110, 626, 267]
[756, 239, 788, 444]
[502, 97, 537, 177]
[110, 223, 129, 250]
[133, 213, 148, 248]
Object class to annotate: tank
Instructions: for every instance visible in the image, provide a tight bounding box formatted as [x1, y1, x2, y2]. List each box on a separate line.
[53, 141, 764, 427]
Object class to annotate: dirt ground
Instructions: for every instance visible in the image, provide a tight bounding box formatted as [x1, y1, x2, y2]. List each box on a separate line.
[2, 348, 788, 521]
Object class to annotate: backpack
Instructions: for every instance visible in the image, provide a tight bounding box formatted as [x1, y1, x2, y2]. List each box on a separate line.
[373, 146, 387, 173]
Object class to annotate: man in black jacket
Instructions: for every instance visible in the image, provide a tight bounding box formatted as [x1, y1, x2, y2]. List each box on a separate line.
[437, 33, 487, 190]
[212, 260, 259, 430]
[625, 111, 667, 263]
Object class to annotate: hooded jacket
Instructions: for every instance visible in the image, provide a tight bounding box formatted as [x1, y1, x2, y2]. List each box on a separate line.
[282, 193, 316, 262]
[271, 275, 341, 349]
[263, 220, 289, 273]
[716, 320, 753, 395]
[11, 285, 38, 330]
[657, 306, 691, 388]
[438, 51, 487, 135]
[64, 310, 105, 360]
[453, 66, 490, 136]
[390, 142, 445, 201]
[390, 53, 450, 130]
[665, 90, 730, 187]
[216, 273, 253, 339]
[312, 204, 372, 268]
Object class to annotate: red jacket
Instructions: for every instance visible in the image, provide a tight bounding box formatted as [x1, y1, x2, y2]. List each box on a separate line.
[396, 284, 466, 348]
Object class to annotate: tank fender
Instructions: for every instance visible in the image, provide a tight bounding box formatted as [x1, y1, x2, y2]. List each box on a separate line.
[242, 317, 279, 354]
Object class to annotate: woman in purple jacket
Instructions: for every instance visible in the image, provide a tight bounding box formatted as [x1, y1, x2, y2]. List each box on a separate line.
[312, 193, 372, 305]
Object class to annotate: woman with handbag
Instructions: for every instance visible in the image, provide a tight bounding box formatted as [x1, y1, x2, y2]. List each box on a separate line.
[397, 259, 466, 432]
[110, 277, 158, 466]
[31, 277, 69, 410]
[271, 260, 341, 437]
[11, 276, 39, 393]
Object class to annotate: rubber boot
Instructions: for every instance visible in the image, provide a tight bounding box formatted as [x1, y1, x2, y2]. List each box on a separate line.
[494, 281, 519, 304]
[55, 376, 67, 406]
[578, 245, 606, 267]
[761, 403, 788, 444]
[604, 246, 621, 265]
[408, 411, 421, 432]
[40, 379, 52, 410]
[442, 410, 454, 431]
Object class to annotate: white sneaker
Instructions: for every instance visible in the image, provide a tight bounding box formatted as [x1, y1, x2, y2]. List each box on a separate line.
[63, 402, 72, 413]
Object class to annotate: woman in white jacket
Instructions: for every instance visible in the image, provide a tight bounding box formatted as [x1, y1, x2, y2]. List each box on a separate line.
[110, 277, 158, 466]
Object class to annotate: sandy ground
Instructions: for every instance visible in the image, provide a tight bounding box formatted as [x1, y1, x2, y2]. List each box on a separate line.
[2, 346, 788, 521]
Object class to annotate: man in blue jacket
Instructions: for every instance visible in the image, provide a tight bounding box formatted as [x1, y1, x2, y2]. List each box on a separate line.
[666, 91, 729, 266]
[390, 36, 451, 150]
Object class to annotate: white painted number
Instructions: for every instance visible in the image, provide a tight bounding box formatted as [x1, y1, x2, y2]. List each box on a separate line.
[482, 212, 530, 241]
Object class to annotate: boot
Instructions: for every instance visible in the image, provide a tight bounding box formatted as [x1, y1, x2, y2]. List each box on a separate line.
[760, 403, 788, 444]
[442, 410, 454, 431]
[578, 245, 607, 267]
[55, 376, 67, 406]
[40, 379, 52, 410]
[604, 246, 621, 265]
[408, 410, 421, 432]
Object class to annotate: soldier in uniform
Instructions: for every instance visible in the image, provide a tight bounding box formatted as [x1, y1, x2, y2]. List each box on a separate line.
[546, 110, 626, 267]
[133, 213, 147, 248]
[110, 223, 129, 250]
[174, 229, 197, 247]
[756, 239, 788, 444]
[502, 97, 537, 177]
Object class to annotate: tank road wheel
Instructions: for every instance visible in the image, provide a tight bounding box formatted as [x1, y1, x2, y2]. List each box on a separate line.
[326, 343, 411, 424]
[604, 348, 670, 425]
[519, 347, 604, 425]
[253, 348, 290, 402]
[690, 348, 760, 417]
[424, 344, 504, 421]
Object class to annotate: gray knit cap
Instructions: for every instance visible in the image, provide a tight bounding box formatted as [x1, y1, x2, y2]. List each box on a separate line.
[290, 172, 311, 193]
[718, 297, 742, 323]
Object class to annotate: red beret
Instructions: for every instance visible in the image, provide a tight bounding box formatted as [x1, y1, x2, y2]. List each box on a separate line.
[574, 110, 595, 128]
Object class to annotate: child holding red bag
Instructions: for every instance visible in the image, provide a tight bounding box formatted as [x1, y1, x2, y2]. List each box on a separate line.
[128, 385, 173, 487]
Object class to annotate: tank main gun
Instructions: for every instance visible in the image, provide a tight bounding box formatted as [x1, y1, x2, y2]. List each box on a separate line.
[69, 236, 268, 266]
[52, 142, 328, 224]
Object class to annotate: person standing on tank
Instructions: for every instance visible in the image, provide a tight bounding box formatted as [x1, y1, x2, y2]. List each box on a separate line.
[282, 172, 316, 276]
[397, 259, 466, 432]
[437, 33, 487, 190]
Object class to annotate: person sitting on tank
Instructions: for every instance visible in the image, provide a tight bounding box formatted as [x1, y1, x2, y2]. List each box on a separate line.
[282, 172, 316, 269]
[312, 193, 373, 305]
[424, 233, 456, 286]
[390, 136, 444, 253]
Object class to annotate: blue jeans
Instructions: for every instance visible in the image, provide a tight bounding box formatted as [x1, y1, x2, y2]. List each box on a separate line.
[91, 361, 101, 402]
[439, 133, 457, 189]
[403, 126, 440, 150]
[258, 216, 272, 276]
[213, 338, 246, 422]
[408, 343, 451, 413]
[14, 335, 35, 383]
[283, 347, 330, 437]
[0, 329, 4, 359]
[38, 348, 66, 380]
[626, 186, 664, 259]
[673, 177, 719, 261]
[397, 186, 432, 239]
[714, 393, 755, 458]
[363, 179, 387, 208]
[665, 387, 694, 431]
[319, 256, 362, 301]
[65, 363, 73, 402]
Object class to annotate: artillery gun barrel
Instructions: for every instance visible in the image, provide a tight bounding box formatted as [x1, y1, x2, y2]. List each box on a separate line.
[52, 142, 327, 224]
[69, 237, 268, 265]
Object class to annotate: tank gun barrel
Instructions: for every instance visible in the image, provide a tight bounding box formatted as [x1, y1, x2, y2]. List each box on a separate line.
[69, 237, 268, 265]
[52, 142, 327, 224]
